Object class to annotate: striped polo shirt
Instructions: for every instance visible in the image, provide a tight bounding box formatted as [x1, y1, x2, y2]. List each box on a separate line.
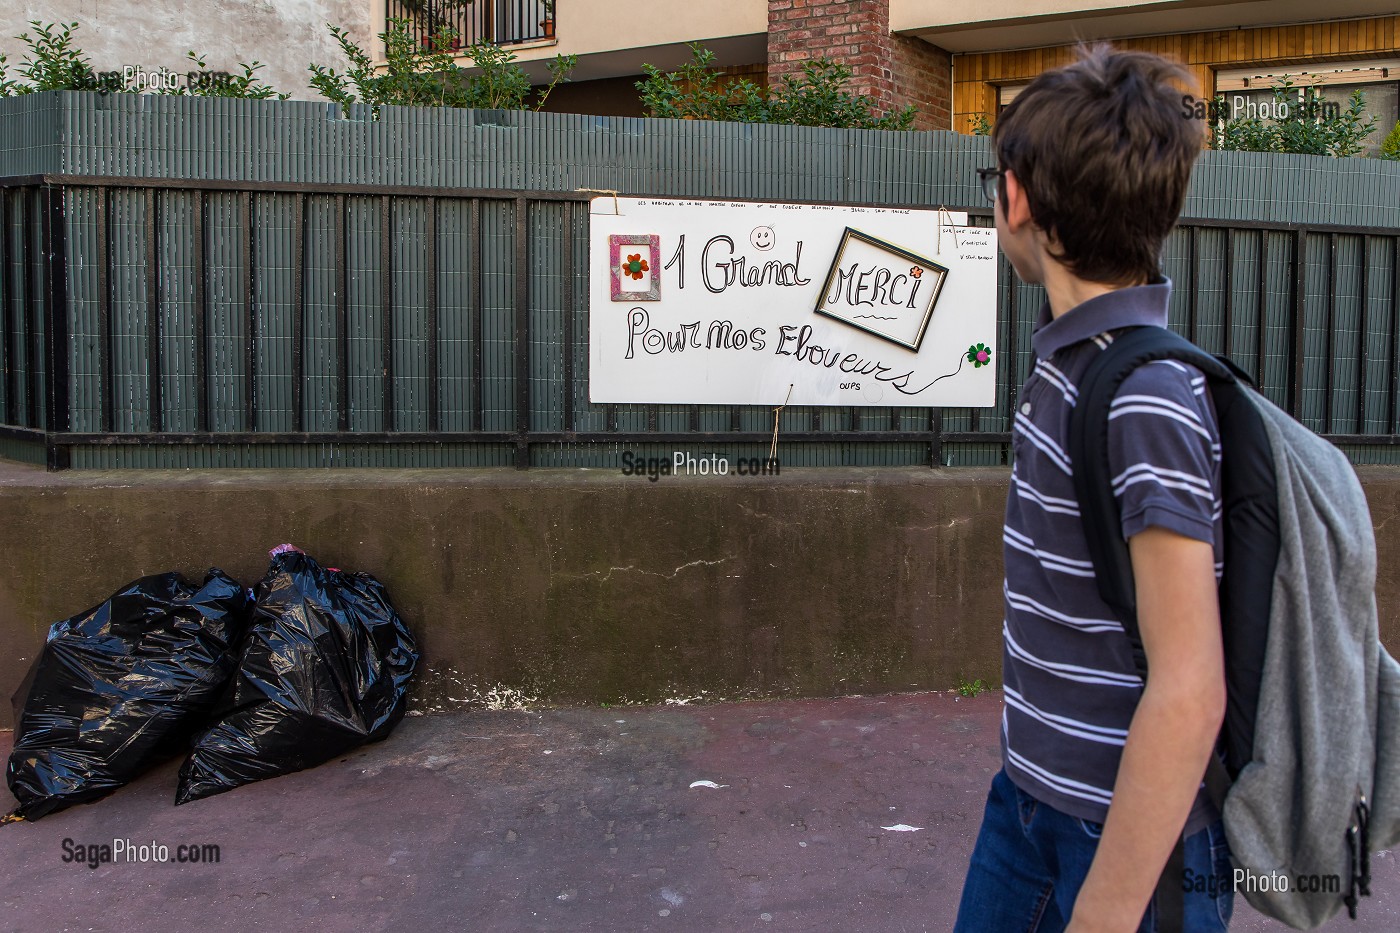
[1001, 277, 1223, 830]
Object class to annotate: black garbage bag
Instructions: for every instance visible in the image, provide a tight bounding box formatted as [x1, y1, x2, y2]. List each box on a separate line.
[176, 546, 419, 804]
[7, 570, 253, 820]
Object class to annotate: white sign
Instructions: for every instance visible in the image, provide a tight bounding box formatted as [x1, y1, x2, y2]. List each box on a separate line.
[589, 197, 998, 407]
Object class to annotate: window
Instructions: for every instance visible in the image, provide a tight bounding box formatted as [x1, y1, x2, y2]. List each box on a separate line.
[1216, 60, 1400, 157]
[996, 84, 1028, 116]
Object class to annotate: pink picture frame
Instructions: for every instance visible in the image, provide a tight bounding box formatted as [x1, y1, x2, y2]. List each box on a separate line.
[609, 234, 662, 301]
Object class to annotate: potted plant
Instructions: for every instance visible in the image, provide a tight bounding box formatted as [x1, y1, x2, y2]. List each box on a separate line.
[540, 0, 555, 38]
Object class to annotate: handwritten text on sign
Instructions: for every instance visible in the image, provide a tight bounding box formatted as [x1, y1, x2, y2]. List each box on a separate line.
[589, 198, 998, 407]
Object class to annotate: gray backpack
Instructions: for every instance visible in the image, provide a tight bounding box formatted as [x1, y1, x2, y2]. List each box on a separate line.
[1070, 326, 1400, 929]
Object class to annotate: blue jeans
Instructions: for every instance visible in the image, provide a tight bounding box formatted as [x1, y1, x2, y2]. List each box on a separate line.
[954, 769, 1234, 932]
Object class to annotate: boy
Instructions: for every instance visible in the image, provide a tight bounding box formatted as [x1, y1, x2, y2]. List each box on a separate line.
[953, 47, 1233, 932]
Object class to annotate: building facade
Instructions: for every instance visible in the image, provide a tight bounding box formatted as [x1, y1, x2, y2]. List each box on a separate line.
[474, 0, 1399, 148]
[0, 2, 1395, 149]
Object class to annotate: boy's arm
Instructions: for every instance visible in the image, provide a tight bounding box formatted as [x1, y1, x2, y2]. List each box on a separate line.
[1066, 525, 1227, 933]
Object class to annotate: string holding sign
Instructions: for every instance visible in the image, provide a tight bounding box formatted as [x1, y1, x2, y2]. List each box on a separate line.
[580, 188, 622, 216]
[935, 205, 961, 256]
[770, 384, 794, 461]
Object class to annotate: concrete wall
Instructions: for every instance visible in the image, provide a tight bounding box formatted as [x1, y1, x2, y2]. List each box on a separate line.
[0, 0, 372, 100]
[3, 458, 1399, 729]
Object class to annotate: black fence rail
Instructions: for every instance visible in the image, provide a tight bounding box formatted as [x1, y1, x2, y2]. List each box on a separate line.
[388, 0, 555, 49]
[1, 174, 1399, 470]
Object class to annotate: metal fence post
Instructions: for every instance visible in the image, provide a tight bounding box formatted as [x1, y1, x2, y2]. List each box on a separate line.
[514, 196, 531, 469]
[1290, 227, 1307, 419]
[41, 184, 70, 436]
[1, 189, 15, 426]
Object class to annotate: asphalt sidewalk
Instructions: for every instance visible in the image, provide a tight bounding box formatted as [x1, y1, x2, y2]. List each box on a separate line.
[2, 691, 1395, 932]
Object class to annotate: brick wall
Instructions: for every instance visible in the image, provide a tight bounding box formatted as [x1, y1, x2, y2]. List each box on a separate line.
[767, 0, 951, 130]
[891, 34, 952, 130]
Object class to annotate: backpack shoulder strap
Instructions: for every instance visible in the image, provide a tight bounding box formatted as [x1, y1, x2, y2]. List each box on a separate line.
[1067, 326, 1241, 673]
[1067, 327, 1255, 932]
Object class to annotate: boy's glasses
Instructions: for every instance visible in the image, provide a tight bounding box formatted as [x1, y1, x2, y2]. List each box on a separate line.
[977, 167, 1005, 204]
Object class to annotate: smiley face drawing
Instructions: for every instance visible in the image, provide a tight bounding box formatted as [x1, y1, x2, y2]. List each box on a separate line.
[750, 225, 776, 251]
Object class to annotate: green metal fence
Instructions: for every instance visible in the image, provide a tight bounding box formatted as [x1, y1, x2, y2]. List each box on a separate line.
[1, 94, 1399, 469]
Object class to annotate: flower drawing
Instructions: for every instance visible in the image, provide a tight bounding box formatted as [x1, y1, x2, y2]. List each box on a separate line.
[623, 253, 650, 281]
[966, 343, 992, 368]
[910, 266, 923, 279]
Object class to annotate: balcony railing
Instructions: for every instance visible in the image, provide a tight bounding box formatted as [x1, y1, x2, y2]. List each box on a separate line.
[388, 0, 555, 50]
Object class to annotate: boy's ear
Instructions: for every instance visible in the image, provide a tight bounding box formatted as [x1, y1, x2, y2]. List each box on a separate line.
[1001, 170, 1035, 234]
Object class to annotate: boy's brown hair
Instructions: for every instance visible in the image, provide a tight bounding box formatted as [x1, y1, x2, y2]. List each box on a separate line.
[993, 45, 1204, 286]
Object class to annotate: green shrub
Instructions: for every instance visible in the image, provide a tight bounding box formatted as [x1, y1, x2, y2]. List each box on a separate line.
[966, 113, 991, 136]
[309, 18, 575, 116]
[0, 21, 122, 95]
[1382, 121, 1400, 161]
[637, 43, 916, 130]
